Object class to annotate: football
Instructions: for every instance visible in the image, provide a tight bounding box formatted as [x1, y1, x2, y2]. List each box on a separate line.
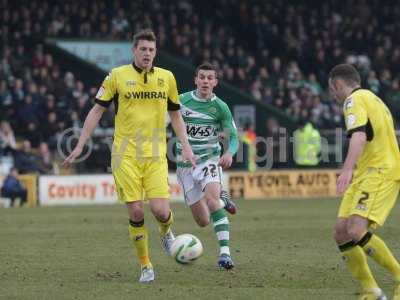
[170, 234, 203, 264]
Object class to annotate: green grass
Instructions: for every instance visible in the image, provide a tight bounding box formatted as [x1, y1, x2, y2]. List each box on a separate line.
[1, 198, 400, 300]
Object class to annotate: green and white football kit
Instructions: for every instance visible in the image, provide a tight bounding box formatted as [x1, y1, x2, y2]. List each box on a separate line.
[176, 90, 238, 205]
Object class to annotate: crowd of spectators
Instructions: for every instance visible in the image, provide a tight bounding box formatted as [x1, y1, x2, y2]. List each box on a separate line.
[1, 0, 400, 172]
[0, 39, 113, 173]
[147, 0, 400, 127]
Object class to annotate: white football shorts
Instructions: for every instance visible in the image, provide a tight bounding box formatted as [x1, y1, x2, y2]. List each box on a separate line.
[177, 158, 222, 206]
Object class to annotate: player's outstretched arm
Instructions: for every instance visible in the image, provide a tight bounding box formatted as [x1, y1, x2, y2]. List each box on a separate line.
[62, 104, 106, 166]
[168, 110, 196, 167]
[337, 131, 366, 194]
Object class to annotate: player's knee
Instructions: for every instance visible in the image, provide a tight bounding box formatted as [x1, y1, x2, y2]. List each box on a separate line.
[196, 217, 210, 227]
[333, 228, 346, 244]
[130, 209, 144, 221]
[127, 201, 144, 221]
[346, 223, 365, 242]
[333, 222, 348, 244]
[346, 216, 369, 242]
[152, 207, 170, 222]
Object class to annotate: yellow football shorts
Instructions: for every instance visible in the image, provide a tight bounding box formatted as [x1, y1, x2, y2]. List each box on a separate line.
[338, 169, 400, 227]
[111, 155, 169, 202]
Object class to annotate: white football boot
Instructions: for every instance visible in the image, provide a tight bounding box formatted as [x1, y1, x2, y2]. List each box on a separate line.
[358, 288, 387, 300]
[139, 266, 155, 283]
[161, 229, 175, 255]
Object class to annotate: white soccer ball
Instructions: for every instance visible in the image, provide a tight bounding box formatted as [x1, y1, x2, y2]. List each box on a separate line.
[170, 234, 203, 264]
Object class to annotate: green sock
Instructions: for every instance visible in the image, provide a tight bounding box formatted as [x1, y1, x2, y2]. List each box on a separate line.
[211, 208, 230, 256]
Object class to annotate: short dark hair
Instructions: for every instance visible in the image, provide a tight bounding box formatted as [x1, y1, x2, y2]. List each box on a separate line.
[328, 64, 361, 86]
[133, 29, 156, 47]
[195, 62, 218, 77]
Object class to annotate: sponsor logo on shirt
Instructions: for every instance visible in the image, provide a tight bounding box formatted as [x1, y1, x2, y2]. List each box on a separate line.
[124, 91, 167, 100]
[158, 78, 165, 87]
[356, 203, 367, 211]
[209, 107, 217, 114]
[134, 235, 144, 241]
[186, 123, 218, 137]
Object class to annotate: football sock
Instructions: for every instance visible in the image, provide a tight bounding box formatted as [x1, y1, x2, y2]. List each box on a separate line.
[219, 199, 225, 208]
[339, 241, 378, 291]
[156, 210, 174, 236]
[129, 219, 151, 268]
[358, 231, 400, 282]
[211, 208, 230, 256]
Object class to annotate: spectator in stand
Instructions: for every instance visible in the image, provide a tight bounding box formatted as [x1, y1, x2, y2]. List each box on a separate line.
[1, 167, 27, 207]
[11, 78, 25, 104]
[75, 95, 91, 124]
[18, 94, 39, 128]
[24, 122, 43, 148]
[1, 0, 400, 172]
[41, 112, 59, 146]
[293, 119, 321, 168]
[111, 9, 129, 38]
[37, 142, 56, 174]
[0, 80, 12, 114]
[0, 121, 16, 153]
[13, 140, 41, 174]
[41, 94, 57, 118]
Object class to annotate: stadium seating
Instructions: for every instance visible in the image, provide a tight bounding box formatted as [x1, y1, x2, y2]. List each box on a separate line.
[1, 0, 399, 172]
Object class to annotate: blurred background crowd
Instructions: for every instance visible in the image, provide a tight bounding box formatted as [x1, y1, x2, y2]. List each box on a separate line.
[1, 0, 399, 174]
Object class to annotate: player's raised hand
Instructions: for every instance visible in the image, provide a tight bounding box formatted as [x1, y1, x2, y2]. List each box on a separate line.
[336, 169, 353, 194]
[219, 152, 233, 169]
[182, 143, 196, 168]
[62, 145, 83, 167]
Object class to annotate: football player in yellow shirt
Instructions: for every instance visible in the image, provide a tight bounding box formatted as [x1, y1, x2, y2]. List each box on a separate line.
[329, 64, 400, 300]
[63, 29, 195, 283]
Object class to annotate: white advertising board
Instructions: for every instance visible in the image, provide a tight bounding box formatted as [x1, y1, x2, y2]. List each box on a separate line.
[39, 175, 117, 206]
[39, 174, 190, 206]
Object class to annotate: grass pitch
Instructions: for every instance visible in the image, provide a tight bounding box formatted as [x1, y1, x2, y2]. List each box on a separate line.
[1, 198, 400, 300]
